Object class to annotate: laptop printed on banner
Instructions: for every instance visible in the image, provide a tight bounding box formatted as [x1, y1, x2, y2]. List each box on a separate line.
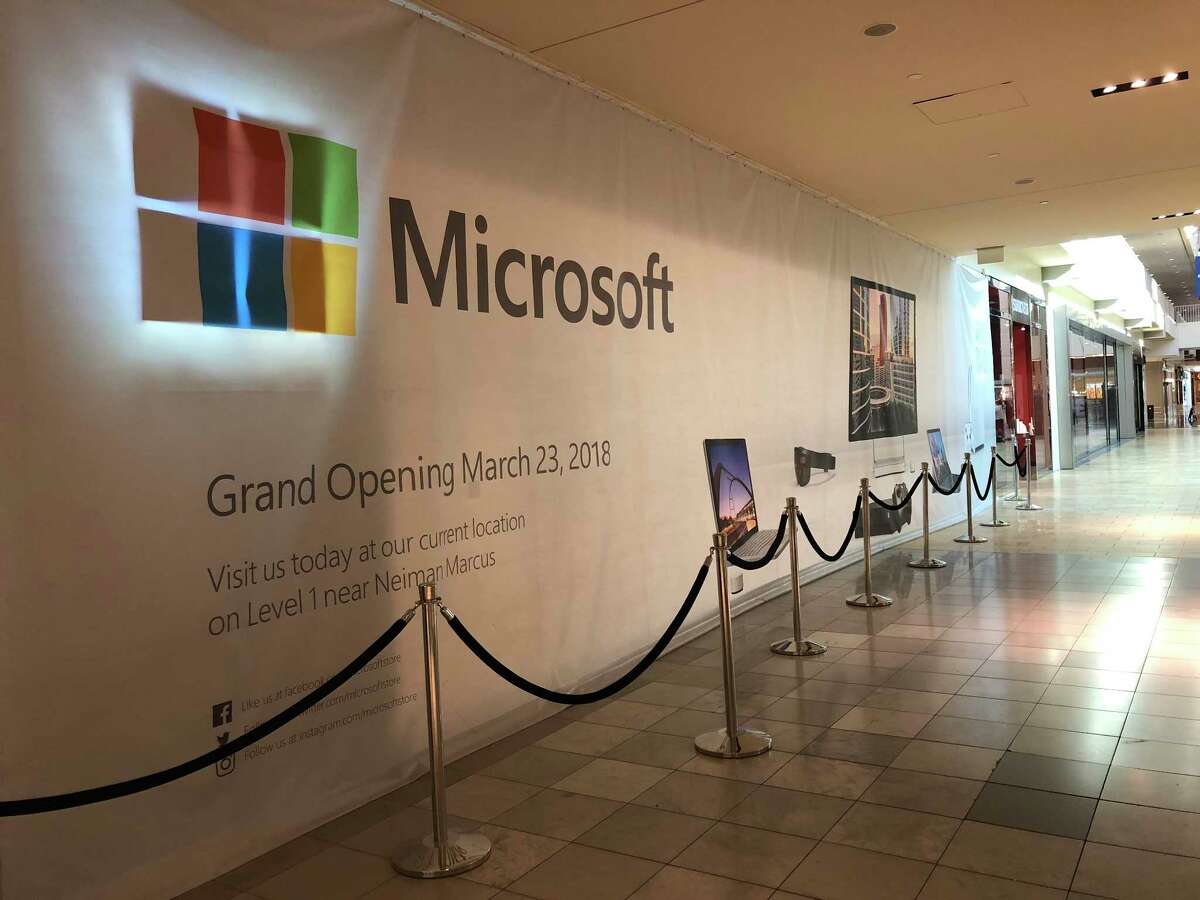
[703, 438, 779, 558]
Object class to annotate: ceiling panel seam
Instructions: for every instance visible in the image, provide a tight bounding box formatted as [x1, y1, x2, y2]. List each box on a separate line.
[392, 0, 955, 261]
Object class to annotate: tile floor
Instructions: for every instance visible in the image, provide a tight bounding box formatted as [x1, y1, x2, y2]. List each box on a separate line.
[192, 428, 1200, 900]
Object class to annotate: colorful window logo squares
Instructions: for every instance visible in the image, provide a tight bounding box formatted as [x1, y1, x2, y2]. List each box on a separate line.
[194, 109, 286, 225]
[197, 223, 287, 329]
[288, 133, 359, 239]
[289, 238, 357, 335]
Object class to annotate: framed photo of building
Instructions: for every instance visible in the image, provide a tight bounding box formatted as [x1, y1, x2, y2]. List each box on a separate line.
[849, 277, 917, 442]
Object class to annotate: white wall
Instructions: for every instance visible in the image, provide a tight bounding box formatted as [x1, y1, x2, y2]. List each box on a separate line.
[1, 2, 993, 897]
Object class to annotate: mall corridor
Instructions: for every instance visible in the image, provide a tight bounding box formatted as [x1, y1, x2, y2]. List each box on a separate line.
[191, 429, 1200, 900]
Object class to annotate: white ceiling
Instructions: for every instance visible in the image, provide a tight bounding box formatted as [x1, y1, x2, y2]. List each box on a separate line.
[1126, 228, 1197, 307]
[419, 0, 1200, 262]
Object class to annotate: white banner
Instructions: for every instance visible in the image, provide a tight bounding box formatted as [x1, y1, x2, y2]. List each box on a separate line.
[0, 1, 992, 896]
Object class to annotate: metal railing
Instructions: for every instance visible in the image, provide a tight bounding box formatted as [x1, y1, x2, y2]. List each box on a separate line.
[1176, 304, 1200, 324]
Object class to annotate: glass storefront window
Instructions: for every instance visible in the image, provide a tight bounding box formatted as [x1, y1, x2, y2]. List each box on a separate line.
[1068, 320, 1120, 464]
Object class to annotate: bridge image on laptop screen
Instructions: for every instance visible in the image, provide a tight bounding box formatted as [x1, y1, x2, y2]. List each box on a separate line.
[705, 439, 759, 549]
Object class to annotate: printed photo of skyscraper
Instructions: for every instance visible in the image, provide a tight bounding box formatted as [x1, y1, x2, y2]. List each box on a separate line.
[849, 277, 917, 441]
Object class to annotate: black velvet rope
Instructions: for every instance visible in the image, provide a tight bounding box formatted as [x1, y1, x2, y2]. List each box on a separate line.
[443, 558, 712, 705]
[0, 613, 416, 817]
[971, 462, 995, 501]
[995, 446, 1027, 468]
[868, 471, 926, 512]
[929, 463, 968, 496]
[727, 510, 789, 570]
[796, 494, 863, 562]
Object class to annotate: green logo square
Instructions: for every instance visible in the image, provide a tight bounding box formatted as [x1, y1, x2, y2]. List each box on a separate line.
[288, 132, 358, 238]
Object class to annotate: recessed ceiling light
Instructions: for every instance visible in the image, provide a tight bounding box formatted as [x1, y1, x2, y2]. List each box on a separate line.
[864, 22, 896, 37]
[1039, 200, 1050, 206]
[1015, 177, 1035, 185]
[987, 152, 1001, 159]
[1091, 71, 1189, 97]
[907, 73, 923, 80]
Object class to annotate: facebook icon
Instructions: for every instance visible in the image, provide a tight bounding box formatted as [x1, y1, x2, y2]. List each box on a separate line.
[212, 700, 233, 728]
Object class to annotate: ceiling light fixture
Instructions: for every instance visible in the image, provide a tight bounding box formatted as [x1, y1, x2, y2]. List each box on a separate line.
[907, 73, 923, 80]
[1151, 209, 1199, 221]
[863, 22, 896, 37]
[1015, 177, 1035, 185]
[1091, 71, 1189, 97]
[1039, 200, 1050, 206]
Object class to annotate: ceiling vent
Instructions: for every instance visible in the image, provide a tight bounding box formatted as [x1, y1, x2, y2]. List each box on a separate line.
[915, 82, 1028, 124]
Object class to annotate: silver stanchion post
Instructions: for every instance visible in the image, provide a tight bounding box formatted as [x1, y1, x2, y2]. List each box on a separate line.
[979, 447, 1009, 529]
[1016, 426, 1043, 512]
[394, 583, 491, 879]
[846, 477, 894, 607]
[695, 533, 772, 758]
[1003, 434, 1024, 503]
[954, 452, 988, 544]
[908, 463, 947, 569]
[770, 497, 827, 657]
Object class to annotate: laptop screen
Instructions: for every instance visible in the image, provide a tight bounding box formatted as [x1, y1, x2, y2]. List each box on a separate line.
[926, 428, 956, 492]
[703, 438, 759, 551]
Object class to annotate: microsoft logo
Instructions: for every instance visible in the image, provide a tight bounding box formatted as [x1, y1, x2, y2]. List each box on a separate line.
[139, 108, 358, 335]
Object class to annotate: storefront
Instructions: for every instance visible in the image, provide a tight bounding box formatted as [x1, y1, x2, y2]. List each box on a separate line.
[1067, 320, 1121, 461]
[990, 278, 1051, 472]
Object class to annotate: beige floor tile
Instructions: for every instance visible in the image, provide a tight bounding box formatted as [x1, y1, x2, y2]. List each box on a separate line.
[891, 740, 1004, 780]
[940, 821, 1081, 889]
[339, 806, 478, 857]
[681, 748, 794, 783]
[482, 746, 594, 787]
[419, 775, 541, 821]
[509, 844, 661, 900]
[860, 768, 984, 818]
[1072, 841, 1200, 899]
[831, 706, 932, 738]
[673, 822, 815, 887]
[577, 804, 712, 862]
[254, 846, 397, 900]
[633, 770, 757, 818]
[537, 721, 639, 755]
[583, 700, 676, 730]
[723, 785, 851, 838]
[1089, 799, 1200, 857]
[604, 731, 698, 769]
[459, 824, 566, 889]
[825, 802, 959, 862]
[1100, 765, 1200, 814]
[861, 687, 953, 715]
[780, 841, 932, 900]
[216, 835, 328, 889]
[917, 866, 1066, 899]
[493, 789, 621, 840]
[765, 754, 883, 799]
[360, 875, 498, 899]
[624, 682, 713, 708]
[630, 865, 772, 900]
[176, 883, 257, 900]
[553, 758, 671, 801]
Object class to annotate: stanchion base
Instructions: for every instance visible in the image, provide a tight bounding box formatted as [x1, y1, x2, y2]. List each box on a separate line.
[845, 592, 894, 608]
[1015, 503, 1043, 511]
[907, 557, 947, 569]
[954, 534, 988, 544]
[978, 519, 1010, 528]
[694, 727, 772, 758]
[1001, 494, 1025, 503]
[770, 637, 828, 657]
[393, 831, 492, 879]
